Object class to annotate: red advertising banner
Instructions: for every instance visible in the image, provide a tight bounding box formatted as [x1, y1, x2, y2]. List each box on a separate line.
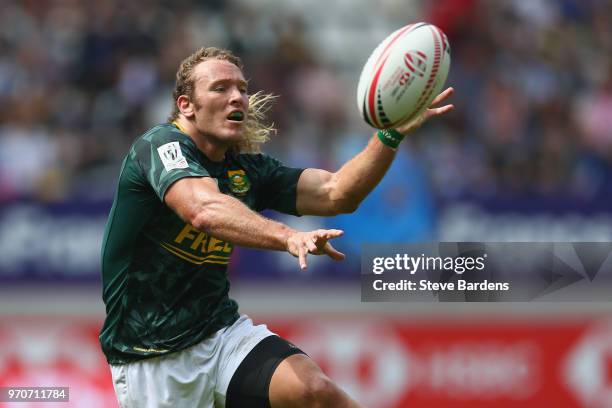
[0, 317, 116, 408]
[1, 316, 611, 407]
[269, 317, 611, 408]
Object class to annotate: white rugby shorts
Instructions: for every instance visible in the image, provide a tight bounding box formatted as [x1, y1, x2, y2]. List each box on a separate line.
[110, 315, 275, 408]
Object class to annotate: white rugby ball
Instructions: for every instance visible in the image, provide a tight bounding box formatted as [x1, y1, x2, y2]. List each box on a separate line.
[357, 22, 451, 129]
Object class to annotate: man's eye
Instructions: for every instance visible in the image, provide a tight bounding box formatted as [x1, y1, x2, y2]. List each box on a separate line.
[213, 86, 225, 92]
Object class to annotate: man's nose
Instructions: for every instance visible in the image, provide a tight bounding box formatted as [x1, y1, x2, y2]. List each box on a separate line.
[229, 87, 244, 104]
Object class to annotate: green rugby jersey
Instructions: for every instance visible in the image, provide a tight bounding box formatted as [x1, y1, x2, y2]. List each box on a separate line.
[99, 123, 303, 364]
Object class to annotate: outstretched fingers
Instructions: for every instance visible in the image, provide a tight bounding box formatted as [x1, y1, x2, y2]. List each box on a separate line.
[424, 88, 454, 120]
[298, 246, 308, 270]
[314, 229, 345, 261]
[287, 229, 345, 270]
[431, 87, 454, 106]
[316, 229, 344, 239]
[323, 242, 346, 260]
[396, 87, 454, 134]
[426, 103, 454, 118]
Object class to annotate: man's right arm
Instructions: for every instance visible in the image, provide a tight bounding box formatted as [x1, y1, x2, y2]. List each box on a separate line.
[164, 176, 345, 269]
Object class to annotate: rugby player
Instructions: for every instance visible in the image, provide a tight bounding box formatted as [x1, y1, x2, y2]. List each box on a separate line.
[100, 47, 453, 407]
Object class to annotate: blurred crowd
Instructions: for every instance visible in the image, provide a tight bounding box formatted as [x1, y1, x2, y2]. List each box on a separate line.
[0, 0, 611, 204]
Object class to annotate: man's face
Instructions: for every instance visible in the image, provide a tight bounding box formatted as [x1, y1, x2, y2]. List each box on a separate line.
[189, 59, 249, 145]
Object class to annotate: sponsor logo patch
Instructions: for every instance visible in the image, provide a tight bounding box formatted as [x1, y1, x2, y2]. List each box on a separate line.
[157, 142, 188, 171]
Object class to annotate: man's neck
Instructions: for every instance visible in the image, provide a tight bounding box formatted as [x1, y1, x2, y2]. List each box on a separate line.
[174, 117, 227, 162]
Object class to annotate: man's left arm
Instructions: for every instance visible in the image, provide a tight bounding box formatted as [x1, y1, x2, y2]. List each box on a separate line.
[297, 87, 454, 216]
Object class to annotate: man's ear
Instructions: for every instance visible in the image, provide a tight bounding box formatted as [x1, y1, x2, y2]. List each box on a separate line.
[177, 95, 194, 118]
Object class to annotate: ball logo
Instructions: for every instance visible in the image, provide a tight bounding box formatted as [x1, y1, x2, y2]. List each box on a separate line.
[399, 51, 427, 86]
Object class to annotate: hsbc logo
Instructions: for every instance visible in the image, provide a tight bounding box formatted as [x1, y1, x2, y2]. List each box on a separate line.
[288, 321, 538, 407]
[565, 322, 612, 406]
[289, 322, 410, 407]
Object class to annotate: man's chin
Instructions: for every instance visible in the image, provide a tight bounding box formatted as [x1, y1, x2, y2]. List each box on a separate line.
[221, 129, 244, 145]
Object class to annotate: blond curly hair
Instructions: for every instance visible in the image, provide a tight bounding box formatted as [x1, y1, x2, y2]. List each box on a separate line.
[168, 47, 276, 153]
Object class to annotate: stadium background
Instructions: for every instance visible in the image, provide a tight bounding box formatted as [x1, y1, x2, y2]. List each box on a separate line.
[1, 0, 612, 406]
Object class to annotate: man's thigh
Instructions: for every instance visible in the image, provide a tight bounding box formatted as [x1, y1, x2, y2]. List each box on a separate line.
[225, 335, 305, 408]
[268, 354, 362, 408]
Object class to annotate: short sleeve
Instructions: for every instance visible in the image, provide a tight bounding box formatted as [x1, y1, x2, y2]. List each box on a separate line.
[255, 155, 304, 215]
[131, 126, 210, 201]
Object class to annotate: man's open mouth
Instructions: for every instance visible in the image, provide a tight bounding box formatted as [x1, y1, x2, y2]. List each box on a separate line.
[227, 111, 244, 122]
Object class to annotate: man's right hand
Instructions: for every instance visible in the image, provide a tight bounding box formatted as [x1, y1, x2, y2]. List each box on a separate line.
[286, 229, 345, 269]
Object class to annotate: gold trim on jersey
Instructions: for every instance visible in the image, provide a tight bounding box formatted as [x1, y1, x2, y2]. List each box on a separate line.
[160, 242, 230, 265]
[172, 120, 187, 134]
[133, 346, 169, 353]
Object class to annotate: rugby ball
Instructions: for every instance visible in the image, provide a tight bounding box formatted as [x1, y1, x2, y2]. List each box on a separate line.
[357, 22, 451, 129]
